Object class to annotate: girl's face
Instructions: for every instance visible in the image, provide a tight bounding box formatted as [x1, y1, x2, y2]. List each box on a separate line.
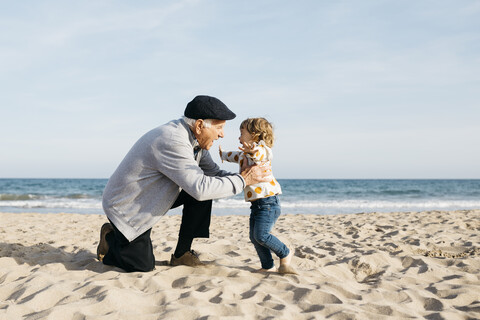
[239, 127, 255, 146]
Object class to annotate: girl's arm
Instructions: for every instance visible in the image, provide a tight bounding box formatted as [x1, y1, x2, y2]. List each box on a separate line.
[219, 146, 242, 164]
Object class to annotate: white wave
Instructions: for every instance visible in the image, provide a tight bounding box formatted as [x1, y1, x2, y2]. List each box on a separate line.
[1, 198, 479, 215]
[280, 199, 480, 209]
[213, 198, 250, 208]
[213, 198, 480, 209]
[0, 199, 102, 209]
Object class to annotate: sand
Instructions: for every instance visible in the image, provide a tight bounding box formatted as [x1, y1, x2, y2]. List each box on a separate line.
[1, 210, 479, 319]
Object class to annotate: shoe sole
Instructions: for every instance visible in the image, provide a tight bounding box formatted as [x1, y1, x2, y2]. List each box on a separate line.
[97, 223, 113, 261]
[169, 253, 205, 267]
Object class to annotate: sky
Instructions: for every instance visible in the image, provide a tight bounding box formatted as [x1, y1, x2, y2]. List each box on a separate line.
[1, 0, 479, 179]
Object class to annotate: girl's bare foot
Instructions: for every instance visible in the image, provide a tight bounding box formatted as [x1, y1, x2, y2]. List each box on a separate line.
[256, 267, 276, 273]
[280, 250, 293, 265]
[279, 250, 298, 275]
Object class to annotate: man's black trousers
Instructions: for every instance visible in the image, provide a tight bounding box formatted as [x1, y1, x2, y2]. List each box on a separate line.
[102, 190, 212, 272]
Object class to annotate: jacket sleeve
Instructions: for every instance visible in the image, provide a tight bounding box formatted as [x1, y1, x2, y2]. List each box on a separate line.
[153, 133, 245, 201]
[220, 150, 242, 164]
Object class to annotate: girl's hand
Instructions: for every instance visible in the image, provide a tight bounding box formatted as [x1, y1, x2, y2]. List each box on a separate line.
[239, 141, 255, 154]
[218, 145, 224, 162]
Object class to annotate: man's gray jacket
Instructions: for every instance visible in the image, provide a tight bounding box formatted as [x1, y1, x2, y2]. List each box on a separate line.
[102, 118, 245, 241]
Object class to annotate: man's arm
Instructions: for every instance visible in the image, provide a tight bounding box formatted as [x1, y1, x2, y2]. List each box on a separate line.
[154, 137, 245, 201]
[198, 149, 233, 177]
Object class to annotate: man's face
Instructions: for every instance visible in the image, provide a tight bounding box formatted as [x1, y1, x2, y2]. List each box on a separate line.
[194, 119, 226, 150]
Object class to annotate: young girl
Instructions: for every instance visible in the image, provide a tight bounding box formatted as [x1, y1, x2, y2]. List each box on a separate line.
[219, 118, 296, 274]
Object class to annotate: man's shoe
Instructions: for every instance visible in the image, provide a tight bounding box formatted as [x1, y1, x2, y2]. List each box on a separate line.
[170, 250, 205, 267]
[97, 223, 113, 262]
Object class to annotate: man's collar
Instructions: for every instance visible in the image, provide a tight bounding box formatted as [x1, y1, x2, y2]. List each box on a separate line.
[180, 117, 200, 148]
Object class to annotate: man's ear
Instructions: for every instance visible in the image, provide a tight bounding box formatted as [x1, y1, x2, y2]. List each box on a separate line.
[194, 119, 204, 134]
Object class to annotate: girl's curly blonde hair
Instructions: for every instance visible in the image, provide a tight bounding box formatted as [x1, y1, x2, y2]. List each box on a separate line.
[240, 117, 275, 148]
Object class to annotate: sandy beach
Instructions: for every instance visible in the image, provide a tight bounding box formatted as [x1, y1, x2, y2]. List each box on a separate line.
[1, 210, 479, 319]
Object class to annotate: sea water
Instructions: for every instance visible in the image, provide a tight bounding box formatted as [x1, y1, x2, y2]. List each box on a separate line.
[1, 179, 479, 216]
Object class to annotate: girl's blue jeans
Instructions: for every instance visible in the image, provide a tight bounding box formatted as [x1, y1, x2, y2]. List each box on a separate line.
[249, 195, 289, 269]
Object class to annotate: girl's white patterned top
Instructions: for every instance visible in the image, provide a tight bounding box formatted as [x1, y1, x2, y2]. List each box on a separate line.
[220, 140, 282, 202]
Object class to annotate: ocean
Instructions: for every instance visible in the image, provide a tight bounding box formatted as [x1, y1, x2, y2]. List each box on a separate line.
[1, 179, 479, 216]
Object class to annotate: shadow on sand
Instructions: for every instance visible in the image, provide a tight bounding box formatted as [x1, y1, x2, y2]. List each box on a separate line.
[0, 242, 115, 273]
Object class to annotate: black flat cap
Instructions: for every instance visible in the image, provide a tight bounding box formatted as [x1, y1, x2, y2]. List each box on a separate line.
[184, 95, 236, 120]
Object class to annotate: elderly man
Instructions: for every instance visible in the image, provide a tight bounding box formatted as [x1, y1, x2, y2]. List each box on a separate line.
[97, 95, 270, 272]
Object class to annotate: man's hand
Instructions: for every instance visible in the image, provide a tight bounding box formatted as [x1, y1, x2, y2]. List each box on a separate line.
[240, 162, 272, 186]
